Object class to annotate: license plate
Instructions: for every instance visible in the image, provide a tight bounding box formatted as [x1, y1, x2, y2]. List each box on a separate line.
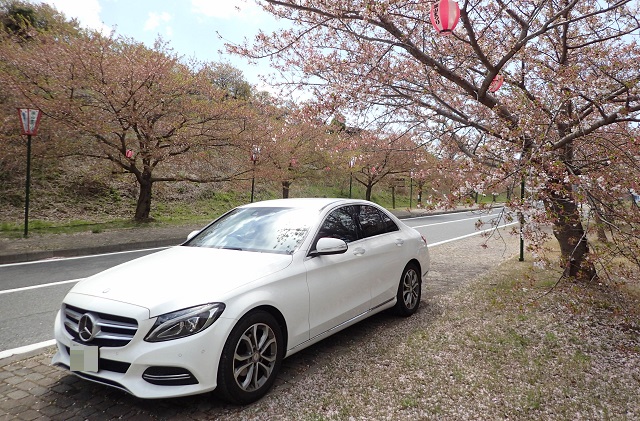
[70, 342, 99, 372]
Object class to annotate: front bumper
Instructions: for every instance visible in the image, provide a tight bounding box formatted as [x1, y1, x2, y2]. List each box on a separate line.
[51, 298, 235, 399]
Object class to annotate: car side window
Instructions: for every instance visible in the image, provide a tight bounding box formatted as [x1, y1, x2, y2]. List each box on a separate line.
[317, 206, 359, 243]
[358, 205, 387, 238]
[380, 209, 399, 233]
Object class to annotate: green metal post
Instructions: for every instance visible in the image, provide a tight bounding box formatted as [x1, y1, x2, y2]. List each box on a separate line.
[250, 160, 256, 203]
[392, 186, 396, 209]
[519, 176, 525, 262]
[409, 177, 413, 209]
[24, 134, 32, 238]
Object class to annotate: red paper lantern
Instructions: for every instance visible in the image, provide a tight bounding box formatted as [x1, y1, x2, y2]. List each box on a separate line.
[430, 0, 460, 35]
[250, 145, 261, 162]
[488, 74, 504, 92]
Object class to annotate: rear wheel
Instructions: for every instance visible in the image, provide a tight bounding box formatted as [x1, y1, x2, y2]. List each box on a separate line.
[216, 310, 283, 404]
[393, 263, 421, 316]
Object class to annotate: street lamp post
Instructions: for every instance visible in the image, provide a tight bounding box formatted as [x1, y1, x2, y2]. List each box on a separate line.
[17, 108, 42, 238]
[250, 145, 260, 203]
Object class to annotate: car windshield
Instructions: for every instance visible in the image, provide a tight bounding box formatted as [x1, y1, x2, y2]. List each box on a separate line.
[185, 207, 316, 254]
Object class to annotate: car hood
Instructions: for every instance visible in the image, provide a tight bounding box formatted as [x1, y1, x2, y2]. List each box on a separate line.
[68, 246, 293, 317]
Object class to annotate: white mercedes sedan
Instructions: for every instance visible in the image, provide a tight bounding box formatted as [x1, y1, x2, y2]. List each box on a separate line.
[52, 198, 430, 404]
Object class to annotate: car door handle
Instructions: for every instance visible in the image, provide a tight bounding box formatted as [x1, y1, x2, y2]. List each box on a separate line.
[353, 247, 366, 256]
[395, 239, 404, 246]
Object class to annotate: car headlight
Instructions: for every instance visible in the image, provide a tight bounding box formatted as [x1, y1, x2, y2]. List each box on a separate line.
[144, 303, 225, 342]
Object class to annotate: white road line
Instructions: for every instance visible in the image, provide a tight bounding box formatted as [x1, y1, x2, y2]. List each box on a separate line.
[0, 278, 82, 295]
[427, 222, 518, 248]
[0, 339, 56, 360]
[409, 207, 503, 219]
[414, 213, 503, 228]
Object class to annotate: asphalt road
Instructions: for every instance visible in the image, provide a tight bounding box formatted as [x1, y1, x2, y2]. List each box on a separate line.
[403, 207, 510, 246]
[0, 207, 513, 355]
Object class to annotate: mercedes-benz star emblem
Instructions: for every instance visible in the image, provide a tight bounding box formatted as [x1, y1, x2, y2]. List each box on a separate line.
[78, 313, 99, 342]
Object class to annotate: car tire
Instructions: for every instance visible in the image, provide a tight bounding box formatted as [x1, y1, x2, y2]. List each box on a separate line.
[216, 310, 284, 404]
[393, 263, 422, 316]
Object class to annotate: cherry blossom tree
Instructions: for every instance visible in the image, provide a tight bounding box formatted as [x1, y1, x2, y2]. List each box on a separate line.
[259, 107, 332, 199]
[330, 127, 418, 200]
[0, 1, 86, 211]
[1, 30, 251, 221]
[231, 0, 640, 282]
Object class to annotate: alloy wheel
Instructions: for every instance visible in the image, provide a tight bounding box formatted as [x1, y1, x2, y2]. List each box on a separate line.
[402, 268, 420, 310]
[232, 322, 278, 392]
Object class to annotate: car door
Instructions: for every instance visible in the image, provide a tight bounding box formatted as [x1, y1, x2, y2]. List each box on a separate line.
[357, 205, 405, 308]
[304, 205, 372, 339]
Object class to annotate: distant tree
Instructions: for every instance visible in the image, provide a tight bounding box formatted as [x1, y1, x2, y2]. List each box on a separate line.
[0, 0, 79, 40]
[199, 62, 252, 100]
[259, 105, 332, 198]
[405, 150, 446, 208]
[0, 31, 250, 221]
[332, 128, 417, 201]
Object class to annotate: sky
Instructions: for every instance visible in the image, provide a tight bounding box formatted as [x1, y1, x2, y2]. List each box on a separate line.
[27, 0, 283, 88]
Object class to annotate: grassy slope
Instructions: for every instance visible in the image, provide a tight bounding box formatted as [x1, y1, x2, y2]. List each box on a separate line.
[0, 177, 504, 237]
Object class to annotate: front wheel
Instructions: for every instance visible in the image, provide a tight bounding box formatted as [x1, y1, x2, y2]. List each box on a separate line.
[216, 310, 284, 404]
[393, 263, 422, 316]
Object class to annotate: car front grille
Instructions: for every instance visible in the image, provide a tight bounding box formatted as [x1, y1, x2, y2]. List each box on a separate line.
[63, 304, 138, 347]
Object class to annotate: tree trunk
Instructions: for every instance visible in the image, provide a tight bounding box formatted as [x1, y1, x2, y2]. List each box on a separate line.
[593, 206, 608, 243]
[282, 180, 291, 199]
[365, 184, 372, 201]
[546, 183, 597, 282]
[134, 174, 153, 221]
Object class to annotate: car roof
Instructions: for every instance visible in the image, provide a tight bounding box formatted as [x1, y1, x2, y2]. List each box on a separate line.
[240, 198, 376, 212]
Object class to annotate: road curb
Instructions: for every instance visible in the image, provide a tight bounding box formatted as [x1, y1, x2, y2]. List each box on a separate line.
[0, 344, 56, 366]
[0, 237, 184, 265]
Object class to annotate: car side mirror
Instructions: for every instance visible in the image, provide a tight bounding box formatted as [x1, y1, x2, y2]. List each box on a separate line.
[312, 237, 348, 256]
[186, 230, 200, 241]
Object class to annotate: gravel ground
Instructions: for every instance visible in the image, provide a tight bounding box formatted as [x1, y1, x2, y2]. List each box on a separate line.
[0, 228, 523, 420]
[216, 230, 523, 421]
[2, 210, 637, 419]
